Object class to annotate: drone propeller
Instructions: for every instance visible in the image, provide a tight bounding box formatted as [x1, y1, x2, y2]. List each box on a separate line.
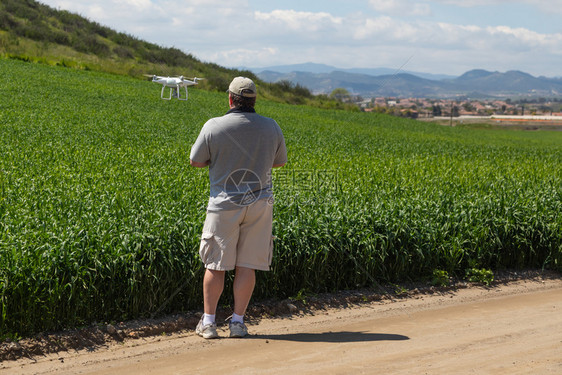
[143, 74, 158, 80]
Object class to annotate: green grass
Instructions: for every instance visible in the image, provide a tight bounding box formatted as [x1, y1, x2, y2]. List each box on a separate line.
[1, 58, 561, 337]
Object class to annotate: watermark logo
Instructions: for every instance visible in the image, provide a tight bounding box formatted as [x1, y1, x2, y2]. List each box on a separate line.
[225, 168, 262, 206]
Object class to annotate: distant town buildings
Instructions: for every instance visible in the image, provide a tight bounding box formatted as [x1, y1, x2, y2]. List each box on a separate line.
[361, 97, 562, 119]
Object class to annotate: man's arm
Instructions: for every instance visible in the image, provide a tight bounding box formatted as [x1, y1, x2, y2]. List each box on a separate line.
[272, 127, 287, 169]
[190, 160, 209, 168]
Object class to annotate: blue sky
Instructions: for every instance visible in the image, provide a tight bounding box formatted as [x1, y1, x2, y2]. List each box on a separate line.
[38, 0, 562, 77]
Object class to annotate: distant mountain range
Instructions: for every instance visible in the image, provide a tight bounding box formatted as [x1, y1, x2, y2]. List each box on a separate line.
[249, 63, 456, 81]
[248, 63, 562, 98]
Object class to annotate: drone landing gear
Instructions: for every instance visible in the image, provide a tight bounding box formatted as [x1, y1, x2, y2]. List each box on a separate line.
[161, 85, 188, 101]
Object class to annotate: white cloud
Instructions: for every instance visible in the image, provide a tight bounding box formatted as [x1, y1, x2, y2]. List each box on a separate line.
[432, 0, 509, 5]
[351, 16, 562, 51]
[37, 0, 562, 76]
[204, 47, 280, 67]
[486, 26, 562, 51]
[369, 0, 431, 16]
[208, 8, 562, 75]
[353, 16, 393, 40]
[87, 5, 106, 20]
[120, 0, 153, 11]
[254, 10, 342, 32]
[432, 0, 562, 14]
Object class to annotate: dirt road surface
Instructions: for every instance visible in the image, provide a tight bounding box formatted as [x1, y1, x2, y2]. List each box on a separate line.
[2, 277, 561, 375]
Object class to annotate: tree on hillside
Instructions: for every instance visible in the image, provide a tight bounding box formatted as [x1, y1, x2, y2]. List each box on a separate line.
[330, 88, 351, 102]
[462, 102, 474, 112]
[451, 105, 459, 117]
[432, 104, 442, 116]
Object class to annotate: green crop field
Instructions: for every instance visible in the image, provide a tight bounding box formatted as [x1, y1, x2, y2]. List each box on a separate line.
[1, 58, 561, 338]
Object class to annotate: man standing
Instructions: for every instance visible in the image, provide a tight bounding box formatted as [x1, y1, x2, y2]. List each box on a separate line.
[190, 77, 287, 339]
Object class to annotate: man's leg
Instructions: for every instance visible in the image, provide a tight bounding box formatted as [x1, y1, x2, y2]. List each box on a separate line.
[228, 266, 255, 337]
[203, 268, 225, 315]
[196, 268, 225, 339]
[233, 266, 255, 316]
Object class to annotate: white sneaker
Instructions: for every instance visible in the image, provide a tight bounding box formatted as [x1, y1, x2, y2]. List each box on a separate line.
[196, 317, 218, 339]
[229, 321, 248, 338]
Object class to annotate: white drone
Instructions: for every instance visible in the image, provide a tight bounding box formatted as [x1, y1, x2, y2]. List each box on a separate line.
[144, 75, 204, 100]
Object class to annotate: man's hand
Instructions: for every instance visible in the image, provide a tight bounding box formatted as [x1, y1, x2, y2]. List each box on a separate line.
[190, 160, 210, 168]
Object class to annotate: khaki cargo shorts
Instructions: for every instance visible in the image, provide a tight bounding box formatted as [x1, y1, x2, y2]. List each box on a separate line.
[199, 198, 274, 271]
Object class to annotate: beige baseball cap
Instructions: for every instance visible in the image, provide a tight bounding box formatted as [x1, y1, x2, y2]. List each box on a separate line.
[228, 77, 257, 98]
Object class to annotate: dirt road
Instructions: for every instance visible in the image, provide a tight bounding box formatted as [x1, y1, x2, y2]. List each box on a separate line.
[2, 277, 561, 375]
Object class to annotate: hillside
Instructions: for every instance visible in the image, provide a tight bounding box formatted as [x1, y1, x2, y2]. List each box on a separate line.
[0, 0, 344, 108]
[0, 0, 231, 87]
[448, 70, 562, 94]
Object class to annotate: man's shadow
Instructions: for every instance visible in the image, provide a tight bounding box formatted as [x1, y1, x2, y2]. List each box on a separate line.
[249, 331, 409, 343]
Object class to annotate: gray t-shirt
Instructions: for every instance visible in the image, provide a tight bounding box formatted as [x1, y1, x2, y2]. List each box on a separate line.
[190, 108, 287, 211]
